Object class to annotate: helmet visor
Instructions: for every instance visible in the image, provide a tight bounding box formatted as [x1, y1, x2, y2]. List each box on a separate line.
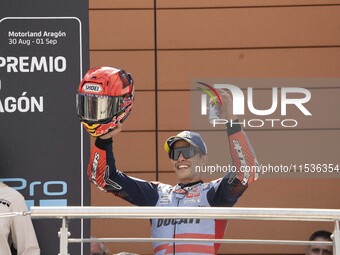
[76, 93, 125, 122]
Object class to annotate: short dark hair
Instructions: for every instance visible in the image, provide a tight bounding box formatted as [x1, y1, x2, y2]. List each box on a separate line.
[309, 230, 332, 241]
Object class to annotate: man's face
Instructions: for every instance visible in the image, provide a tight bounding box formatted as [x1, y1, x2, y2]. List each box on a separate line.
[170, 140, 207, 184]
[306, 237, 333, 255]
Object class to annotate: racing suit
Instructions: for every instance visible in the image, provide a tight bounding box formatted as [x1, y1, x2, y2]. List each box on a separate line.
[88, 124, 259, 255]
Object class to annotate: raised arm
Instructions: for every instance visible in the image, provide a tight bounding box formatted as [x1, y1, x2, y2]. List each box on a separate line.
[207, 89, 259, 206]
[88, 125, 160, 206]
[218, 88, 259, 184]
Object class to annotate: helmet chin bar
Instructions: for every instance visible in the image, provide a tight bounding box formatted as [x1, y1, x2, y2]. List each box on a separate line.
[81, 105, 132, 137]
[82, 120, 118, 137]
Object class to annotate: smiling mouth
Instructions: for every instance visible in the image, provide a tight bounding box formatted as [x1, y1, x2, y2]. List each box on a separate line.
[177, 164, 190, 170]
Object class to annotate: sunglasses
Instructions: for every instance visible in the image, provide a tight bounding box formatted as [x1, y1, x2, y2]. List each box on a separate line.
[169, 146, 201, 160]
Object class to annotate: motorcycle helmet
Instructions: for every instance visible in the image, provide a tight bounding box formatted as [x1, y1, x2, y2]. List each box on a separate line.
[76, 66, 134, 137]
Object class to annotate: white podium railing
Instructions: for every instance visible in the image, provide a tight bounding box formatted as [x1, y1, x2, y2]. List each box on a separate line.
[13, 207, 340, 255]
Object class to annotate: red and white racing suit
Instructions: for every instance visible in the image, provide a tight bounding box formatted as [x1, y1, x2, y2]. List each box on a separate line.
[88, 124, 259, 255]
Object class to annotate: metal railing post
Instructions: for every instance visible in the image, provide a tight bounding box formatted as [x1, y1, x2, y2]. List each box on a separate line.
[334, 220, 340, 255]
[58, 217, 70, 255]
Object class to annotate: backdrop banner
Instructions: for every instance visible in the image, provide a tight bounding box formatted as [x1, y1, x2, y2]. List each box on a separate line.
[0, 1, 90, 254]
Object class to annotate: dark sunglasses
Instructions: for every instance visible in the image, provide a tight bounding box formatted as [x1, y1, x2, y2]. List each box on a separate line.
[169, 146, 201, 160]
